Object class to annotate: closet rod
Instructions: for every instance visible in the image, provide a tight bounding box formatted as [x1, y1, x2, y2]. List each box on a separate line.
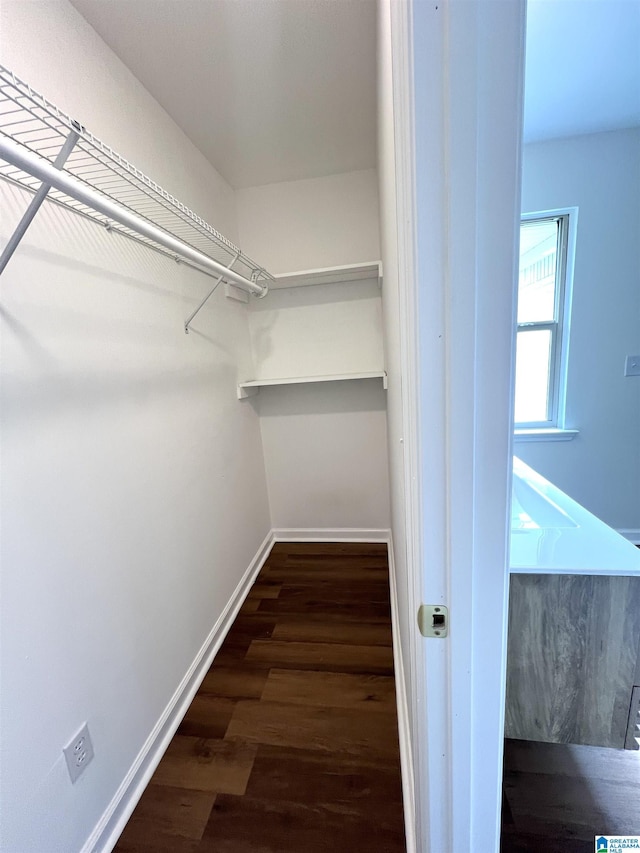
[0, 135, 267, 297]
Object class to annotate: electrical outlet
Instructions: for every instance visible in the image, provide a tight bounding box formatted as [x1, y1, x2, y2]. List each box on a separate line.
[63, 723, 94, 783]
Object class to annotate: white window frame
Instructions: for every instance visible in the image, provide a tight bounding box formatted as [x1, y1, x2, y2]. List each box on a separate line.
[515, 207, 578, 436]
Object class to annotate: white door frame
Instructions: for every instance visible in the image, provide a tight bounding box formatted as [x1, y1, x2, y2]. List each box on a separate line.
[391, 1, 526, 850]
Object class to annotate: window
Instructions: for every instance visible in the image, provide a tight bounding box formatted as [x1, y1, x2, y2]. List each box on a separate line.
[514, 211, 574, 429]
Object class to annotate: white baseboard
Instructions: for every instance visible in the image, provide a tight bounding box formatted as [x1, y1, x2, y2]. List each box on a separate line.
[618, 529, 640, 545]
[273, 527, 391, 543]
[387, 533, 417, 853]
[84, 530, 275, 853]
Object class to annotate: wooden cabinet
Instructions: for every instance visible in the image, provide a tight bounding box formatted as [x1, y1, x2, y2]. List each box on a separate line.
[505, 573, 640, 749]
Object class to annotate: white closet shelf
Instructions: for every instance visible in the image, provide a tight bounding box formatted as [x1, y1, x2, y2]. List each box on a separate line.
[271, 261, 382, 290]
[0, 65, 273, 311]
[237, 370, 388, 398]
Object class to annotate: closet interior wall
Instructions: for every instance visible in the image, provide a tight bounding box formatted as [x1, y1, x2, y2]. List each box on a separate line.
[0, 2, 271, 851]
[1, 2, 393, 851]
[237, 170, 390, 533]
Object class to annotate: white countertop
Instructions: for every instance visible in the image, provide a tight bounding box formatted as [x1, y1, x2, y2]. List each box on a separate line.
[510, 457, 640, 575]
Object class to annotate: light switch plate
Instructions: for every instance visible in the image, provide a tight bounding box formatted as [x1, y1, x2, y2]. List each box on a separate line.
[624, 355, 640, 376]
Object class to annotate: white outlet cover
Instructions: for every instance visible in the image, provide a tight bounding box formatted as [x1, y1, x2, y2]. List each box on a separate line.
[63, 722, 94, 783]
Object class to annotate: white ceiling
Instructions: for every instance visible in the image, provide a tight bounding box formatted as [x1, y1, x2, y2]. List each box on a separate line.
[525, 0, 640, 143]
[70, 0, 639, 188]
[69, 0, 377, 189]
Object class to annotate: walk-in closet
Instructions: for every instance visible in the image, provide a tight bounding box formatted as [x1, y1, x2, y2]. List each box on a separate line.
[0, 2, 407, 851]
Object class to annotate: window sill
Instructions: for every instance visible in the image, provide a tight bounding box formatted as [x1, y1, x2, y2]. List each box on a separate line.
[514, 428, 579, 443]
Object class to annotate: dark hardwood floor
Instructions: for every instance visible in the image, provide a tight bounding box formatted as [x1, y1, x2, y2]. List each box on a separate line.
[114, 542, 406, 853]
[502, 738, 640, 852]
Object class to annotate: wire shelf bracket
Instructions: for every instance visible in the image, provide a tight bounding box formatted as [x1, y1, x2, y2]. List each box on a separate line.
[0, 65, 272, 318]
[184, 253, 238, 334]
[0, 126, 80, 275]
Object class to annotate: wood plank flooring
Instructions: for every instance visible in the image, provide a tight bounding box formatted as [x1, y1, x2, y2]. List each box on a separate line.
[502, 738, 640, 852]
[114, 542, 406, 853]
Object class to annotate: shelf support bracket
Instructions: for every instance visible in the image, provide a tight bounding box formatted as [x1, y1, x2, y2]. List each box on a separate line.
[0, 126, 80, 276]
[184, 252, 239, 334]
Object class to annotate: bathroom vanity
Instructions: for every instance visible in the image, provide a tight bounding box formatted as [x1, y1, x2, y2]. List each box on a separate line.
[505, 459, 640, 749]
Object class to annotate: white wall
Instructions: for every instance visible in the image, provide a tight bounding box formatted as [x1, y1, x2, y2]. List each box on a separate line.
[257, 379, 390, 530]
[237, 170, 390, 532]
[0, 3, 271, 851]
[518, 128, 640, 530]
[237, 169, 380, 274]
[248, 278, 384, 380]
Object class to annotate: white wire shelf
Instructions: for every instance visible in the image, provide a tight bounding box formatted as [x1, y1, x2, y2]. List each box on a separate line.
[0, 64, 273, 298]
